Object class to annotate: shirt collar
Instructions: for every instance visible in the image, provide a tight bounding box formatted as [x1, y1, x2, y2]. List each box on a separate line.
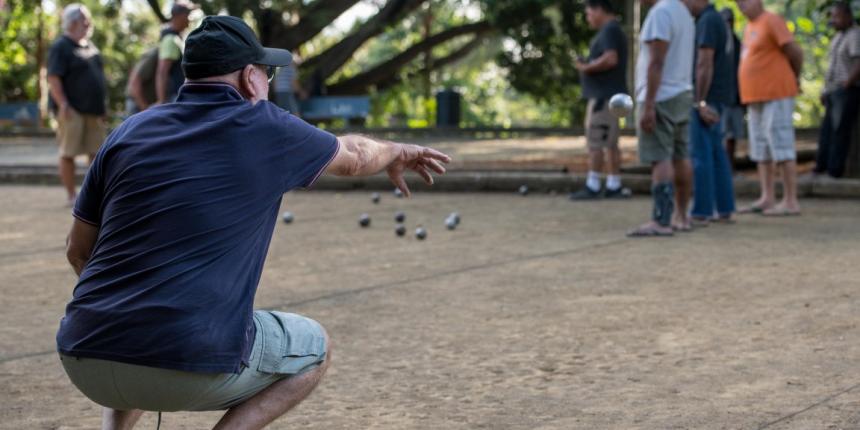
[176, 82, 246, 103]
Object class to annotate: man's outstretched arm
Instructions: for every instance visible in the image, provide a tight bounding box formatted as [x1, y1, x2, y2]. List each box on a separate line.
[325, 134, 451, 197]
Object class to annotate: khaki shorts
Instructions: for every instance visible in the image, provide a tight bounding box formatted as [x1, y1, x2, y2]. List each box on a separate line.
[584, 98, 620, 150]
[637, 91, 693, 163]
[60, 311, 327, 412]
[56, 110, 106, 158]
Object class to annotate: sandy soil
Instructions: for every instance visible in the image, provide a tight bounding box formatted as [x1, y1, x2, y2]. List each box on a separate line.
[1, 186, 859, 429]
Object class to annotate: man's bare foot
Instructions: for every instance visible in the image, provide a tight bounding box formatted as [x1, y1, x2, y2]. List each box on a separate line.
[672, 214, 692, 232]
[627, 221, 674, 237]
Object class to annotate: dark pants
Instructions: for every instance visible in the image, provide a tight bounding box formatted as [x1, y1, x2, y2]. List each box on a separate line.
[689, 104, 735, 218]
[816, 87, 860, 178]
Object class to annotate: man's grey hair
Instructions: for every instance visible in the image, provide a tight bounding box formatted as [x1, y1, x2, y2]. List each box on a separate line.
[61, 4, 90, 34]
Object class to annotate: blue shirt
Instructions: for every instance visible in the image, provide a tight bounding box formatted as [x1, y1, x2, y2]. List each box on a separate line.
[57, 83, 339, 373]
[694, 5, 733, 105]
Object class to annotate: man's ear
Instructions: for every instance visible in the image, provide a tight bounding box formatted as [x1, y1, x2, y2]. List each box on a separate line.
[239, 64, 257, 99]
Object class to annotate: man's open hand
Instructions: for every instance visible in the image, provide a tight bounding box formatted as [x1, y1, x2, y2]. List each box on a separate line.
[386, 144, 451, 197]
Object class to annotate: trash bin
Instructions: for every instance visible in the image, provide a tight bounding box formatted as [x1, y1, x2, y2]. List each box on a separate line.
[435, 90, 461, 128]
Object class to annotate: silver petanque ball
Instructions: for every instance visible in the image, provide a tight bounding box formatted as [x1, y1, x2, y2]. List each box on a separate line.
[608, 93, 634, 118]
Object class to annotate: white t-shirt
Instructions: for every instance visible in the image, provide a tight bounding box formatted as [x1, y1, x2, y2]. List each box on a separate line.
[635, 0, 695, 102]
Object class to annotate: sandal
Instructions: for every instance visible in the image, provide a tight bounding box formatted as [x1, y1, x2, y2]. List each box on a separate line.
[627, 224, 674, 237]
[762, 207, 801, 217]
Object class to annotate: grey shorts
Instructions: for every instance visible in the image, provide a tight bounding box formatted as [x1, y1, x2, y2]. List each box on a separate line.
[722, 105, 746, 140]
[60, 311, 327, 412]
[637, 91, 693, 163]
[747, 97, 796, 162]
[585, 98, 620, 150]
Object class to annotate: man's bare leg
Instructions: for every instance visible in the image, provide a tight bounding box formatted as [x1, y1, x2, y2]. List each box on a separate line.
[213, 337, 331, 430]
[589, 148, 605, 174]
[756, 161, 776, 208]
[607, 146, 621, 176]
[766, 160, 800, 214]
[59, 156, 77, 204]
[102, 408, 144, 430]
[671, 158, 693, 230]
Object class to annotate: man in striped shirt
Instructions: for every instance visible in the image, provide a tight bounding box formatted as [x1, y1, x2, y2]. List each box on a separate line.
[815, 1, 860, 179]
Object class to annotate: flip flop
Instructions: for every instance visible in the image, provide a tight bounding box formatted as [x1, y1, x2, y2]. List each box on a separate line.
[762, 207, 801, 217]
[627, 225, 674, 237]
[690, 218, 710, 228]
[737, 204, 768, 214]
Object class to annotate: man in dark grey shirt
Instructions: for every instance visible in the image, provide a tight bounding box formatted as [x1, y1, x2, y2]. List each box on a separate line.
[571, 0, 629, 200]
[46, 3, 107, 207]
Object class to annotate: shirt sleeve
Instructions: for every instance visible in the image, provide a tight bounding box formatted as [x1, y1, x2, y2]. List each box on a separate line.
[279, 112, 339, 190]
[697, 15, 720, 50]
[768, 14, 794, 47]
[73, 149, 106, 226]
[641, 8, 673, 43]
[47, 40, 68, 77]
[158, 35, 182, 61]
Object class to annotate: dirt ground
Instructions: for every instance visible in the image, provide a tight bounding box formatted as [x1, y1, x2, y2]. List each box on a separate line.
[1, 185, 860, 429]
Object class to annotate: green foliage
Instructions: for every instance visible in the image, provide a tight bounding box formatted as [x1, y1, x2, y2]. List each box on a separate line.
[484, 0, 592, 125]
[0, 1, 51, 102]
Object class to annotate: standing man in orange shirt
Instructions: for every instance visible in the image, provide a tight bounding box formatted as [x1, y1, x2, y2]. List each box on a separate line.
[736, 0, 804, 216]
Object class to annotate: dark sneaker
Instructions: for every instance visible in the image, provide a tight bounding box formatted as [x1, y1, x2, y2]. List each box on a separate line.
[569, 187, 602, 200]
[604, 186, 632, 199]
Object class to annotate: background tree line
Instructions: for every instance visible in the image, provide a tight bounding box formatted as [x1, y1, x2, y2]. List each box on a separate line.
[0, 0, 854, 127]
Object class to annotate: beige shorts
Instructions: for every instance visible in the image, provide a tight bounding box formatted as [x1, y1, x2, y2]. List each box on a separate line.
[585, 98, 620, 150]
[56, 110, 106, 158]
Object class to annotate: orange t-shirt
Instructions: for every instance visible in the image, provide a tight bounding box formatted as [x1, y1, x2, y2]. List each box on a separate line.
[738, 11, 798, 103]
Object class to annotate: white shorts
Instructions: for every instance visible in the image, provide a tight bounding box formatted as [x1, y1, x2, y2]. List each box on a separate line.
[747, 97, 796, 162]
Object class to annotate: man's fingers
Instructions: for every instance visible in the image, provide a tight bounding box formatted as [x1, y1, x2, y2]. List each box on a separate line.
[420, 147, 452, 163]
[389, 173, 411, 198]
[421, 158, 446, 175]
[413, 165, 434, 185]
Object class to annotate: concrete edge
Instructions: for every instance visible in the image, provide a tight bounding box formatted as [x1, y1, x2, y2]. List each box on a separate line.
[2, 166, 859, 199]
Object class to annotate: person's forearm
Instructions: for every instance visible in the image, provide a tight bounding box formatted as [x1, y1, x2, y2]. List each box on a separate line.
[337, 135, 403, 176]
[785, 44, 803, 80]
[155, 64, 169, 102]
[128, 75, 148, 109]
[645, 58, 664, 105]
[695, 54, 714, 103]
[47, 75, 68, 108]
[582, 51, 618, 74]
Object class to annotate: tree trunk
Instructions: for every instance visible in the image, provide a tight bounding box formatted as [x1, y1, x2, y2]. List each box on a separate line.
[371, 35, 487, 92]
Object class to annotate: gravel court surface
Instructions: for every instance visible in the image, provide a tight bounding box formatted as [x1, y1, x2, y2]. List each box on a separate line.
[1, 185, 860, 429]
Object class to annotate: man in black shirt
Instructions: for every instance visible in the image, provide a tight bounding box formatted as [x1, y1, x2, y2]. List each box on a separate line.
[46, 3, 107, 207]
[571, 0, 629, 200]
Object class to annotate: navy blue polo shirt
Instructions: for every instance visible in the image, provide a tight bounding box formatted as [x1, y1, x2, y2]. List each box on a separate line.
[56, 83, 338, 373]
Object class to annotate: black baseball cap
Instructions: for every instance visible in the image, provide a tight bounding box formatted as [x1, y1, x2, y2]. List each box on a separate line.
[182, 15, 292, 80]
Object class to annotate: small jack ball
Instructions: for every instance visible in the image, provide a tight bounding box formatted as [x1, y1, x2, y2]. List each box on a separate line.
[448, 212, 460, 225]
[281, 212, 294, 224]
[371, 192, 381, 204]
[518, 185, 529, 195]
[393, 188, 404, 198]
[359, 213, 371, 227]
[395, 211, 406, 223]
[395, 224, 406, 236]
[415, 227, 427, 240]
[445, 217, 457, 230]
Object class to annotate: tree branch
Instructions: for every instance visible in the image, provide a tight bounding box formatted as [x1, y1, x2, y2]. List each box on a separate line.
[327, 22, 492, 95]
[301, 0, 427, 83]
[375, 34, 489, 92]
[146, 0, 167, 23]
[277, 0, 361, 50]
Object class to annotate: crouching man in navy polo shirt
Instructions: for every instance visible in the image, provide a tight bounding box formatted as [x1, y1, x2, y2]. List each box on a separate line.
[58, 15, 450, 430]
